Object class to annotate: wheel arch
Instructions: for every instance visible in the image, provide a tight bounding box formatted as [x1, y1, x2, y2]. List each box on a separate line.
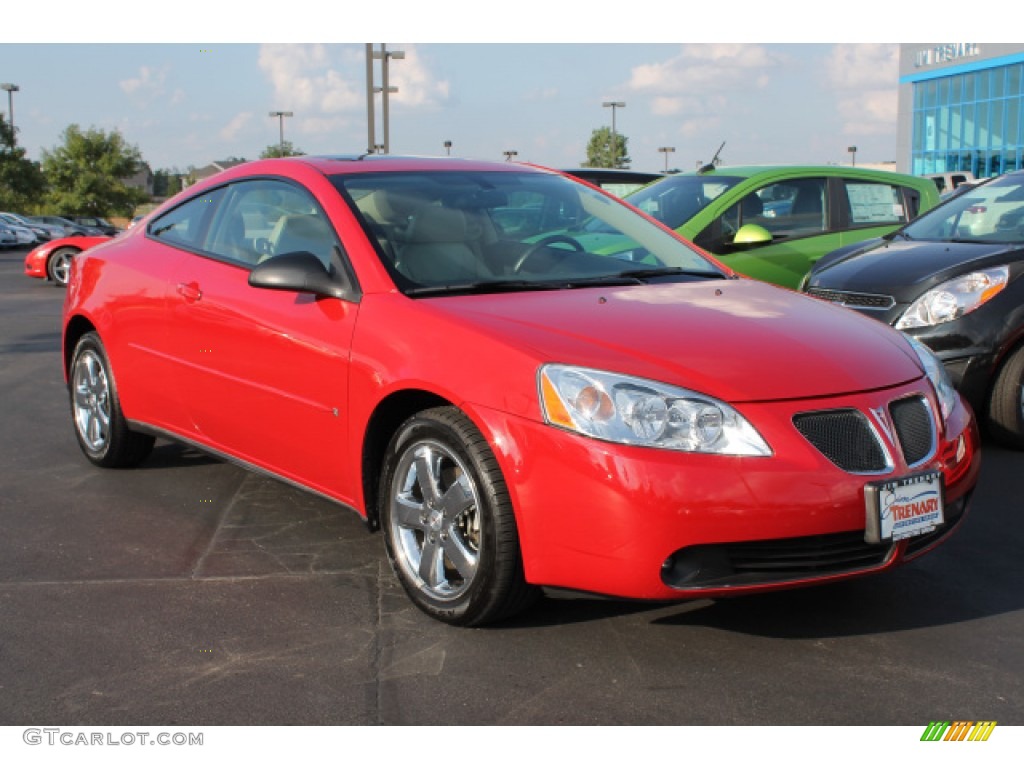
[360, 388, 454, 531]
[63, 315, 97, 381]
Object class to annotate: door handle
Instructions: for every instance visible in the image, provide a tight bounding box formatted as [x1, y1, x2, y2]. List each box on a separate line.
[176, 282, 202, 302]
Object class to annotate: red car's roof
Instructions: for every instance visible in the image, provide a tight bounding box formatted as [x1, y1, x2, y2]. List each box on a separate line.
[219, 155, 558, 179]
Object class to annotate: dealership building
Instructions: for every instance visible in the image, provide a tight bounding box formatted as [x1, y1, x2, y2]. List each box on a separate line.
[898, 43, 1024, 179]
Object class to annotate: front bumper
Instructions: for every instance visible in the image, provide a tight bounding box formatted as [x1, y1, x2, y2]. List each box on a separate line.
[469, 379, 980, 601]
[23, 247, 49, 279]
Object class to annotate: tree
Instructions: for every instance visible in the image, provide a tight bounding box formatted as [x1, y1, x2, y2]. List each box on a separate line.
[152, 169, 185, 198]
[40, 124, 150, 216]
[0, 118, 46, 211]
[584, 127, 630, 169]
[260, 141, 304, 159]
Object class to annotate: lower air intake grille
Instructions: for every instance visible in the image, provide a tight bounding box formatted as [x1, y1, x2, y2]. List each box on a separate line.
[793, 409, 887, 473]
[661, 531, 894, 589]
[891, 396, 935, 466]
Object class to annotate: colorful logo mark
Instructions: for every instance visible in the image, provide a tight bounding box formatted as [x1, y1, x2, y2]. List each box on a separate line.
[920, 721, 996, 741]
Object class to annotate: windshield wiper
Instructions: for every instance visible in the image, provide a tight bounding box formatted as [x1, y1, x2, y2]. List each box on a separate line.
[613, 266, 730, 280]
[406, 280, 564, 297]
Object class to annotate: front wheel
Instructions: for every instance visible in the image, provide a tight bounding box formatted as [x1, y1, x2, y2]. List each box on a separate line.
[69, 332, 155, 467]
[47, 247, 77, 287]
[988, 345, 1024, 450]
[379, 407, 538, 625]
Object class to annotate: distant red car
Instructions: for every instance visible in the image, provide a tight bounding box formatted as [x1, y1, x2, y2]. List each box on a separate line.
[62, 156, 980, 626]
[24, 235, 110, 287]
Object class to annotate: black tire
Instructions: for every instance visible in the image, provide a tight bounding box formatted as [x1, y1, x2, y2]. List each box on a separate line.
[988, 345, 1024, 450]
[69, 332, 155, 467]
[379, 406, 538, 626]
[47, 247, 78, 287]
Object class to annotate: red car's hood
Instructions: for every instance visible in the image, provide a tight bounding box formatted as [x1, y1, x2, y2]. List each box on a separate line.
[428, 279, 923, 403]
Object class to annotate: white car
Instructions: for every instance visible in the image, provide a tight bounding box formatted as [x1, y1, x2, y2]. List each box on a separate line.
[0, 213, 39, 245]
[0, 223, 18, 248]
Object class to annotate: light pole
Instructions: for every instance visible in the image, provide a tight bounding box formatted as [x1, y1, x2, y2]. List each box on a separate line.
[504, 150, 518, 162]
[658, 146, 675, 173]
[602, 101, 625, 168]
[848, 145, 857, 167]
[269, 111, 293, 156]
[372, 45, 404, 154]
[444, 140, 452, 156]
[1, 83, 20, 145]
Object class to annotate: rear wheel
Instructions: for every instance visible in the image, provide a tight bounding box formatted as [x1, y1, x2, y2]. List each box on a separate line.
[379, 406, 538, 625]
[69, 332, 155, 467]
[988, 345, 1024, 450]
[47, 247, 77, 287]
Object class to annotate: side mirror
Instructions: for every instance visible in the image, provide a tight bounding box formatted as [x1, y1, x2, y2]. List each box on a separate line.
[248, 251, 358, 301]
[731, 223, 773, 250]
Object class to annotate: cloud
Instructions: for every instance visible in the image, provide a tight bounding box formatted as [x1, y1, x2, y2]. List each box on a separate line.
[258, 43, 450, 129]
[628, 45, 782, 95]
[258, 44, 362, 116]
[119, 65, 172, 105]
[220, 111, 253, 141]
[825, 44, 898, 90]
[389, 45, 450, 108]
[824, 45, 899, 137]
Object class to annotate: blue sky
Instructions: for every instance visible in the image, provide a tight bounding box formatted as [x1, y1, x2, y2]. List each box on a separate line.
[0, 4, 963, 173]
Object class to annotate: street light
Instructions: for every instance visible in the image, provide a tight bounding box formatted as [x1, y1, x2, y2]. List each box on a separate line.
[848, 145, 857, 167]
[268, 111, 293, 156]
[443, 140, 452, 156]
[370, 45, 404, 154]
[504, 150, 518, 162]
[602, 101, 625, 168]
[658, 146, 675, 172]
[1, 83, 20, 145]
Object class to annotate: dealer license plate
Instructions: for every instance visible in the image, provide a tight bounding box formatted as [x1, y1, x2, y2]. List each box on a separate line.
[864, 470, 944, 544]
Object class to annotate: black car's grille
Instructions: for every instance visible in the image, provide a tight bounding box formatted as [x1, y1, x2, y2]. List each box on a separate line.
[793, 410, 888, 473]
[890, 396, 935, 466]
[661, 531, 894, 589]
[806, 287, 895, 309]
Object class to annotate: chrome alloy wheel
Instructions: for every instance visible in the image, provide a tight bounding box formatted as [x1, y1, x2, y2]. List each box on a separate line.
[50, 250, 73, 286]
[388, 439, 481, 601]
[72, 349, 112, 453]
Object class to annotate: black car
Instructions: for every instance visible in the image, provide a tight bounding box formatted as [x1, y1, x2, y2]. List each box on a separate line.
[60, 215, 121, 236]
[803, 170, 1024, 448]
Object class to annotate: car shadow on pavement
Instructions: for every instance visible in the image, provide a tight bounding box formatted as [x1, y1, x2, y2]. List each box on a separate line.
[136, 441, 225, 469]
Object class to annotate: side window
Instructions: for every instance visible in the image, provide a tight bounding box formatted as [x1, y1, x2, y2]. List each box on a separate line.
[148, 189, 223, 249]
[844, 181, 907, 225]
[693, 178, 829, 252]
[203, 179, 339, 270]
[756, 178, 828, 237]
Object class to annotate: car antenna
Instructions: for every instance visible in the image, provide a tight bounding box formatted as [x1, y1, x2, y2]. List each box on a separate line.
[698, 142, 725, 174]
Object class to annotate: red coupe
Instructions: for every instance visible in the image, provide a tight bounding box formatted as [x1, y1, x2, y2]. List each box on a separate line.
[62, 156, 981, 625]
[25, 235, 110, 287]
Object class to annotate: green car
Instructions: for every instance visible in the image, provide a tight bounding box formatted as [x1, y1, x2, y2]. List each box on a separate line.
[610, 165, 940, 289]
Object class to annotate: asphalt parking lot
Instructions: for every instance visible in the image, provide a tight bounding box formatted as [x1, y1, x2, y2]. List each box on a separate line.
[2, 244, 1023, 727]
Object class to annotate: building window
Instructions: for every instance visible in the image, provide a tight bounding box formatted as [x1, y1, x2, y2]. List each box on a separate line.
[911, 63, 1024, 178]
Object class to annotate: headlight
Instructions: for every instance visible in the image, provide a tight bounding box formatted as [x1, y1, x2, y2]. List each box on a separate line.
[903, 335, 957, 422]
[896, 266, 1009, 329]
[538, 364, 771, 456]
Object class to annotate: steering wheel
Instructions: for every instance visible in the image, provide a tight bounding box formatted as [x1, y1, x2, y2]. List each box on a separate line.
[513, 235, 584, 274]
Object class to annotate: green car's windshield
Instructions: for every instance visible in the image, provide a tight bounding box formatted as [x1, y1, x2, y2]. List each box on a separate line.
[903, 175, 1024, 244]
[332, 171, 724, 295]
